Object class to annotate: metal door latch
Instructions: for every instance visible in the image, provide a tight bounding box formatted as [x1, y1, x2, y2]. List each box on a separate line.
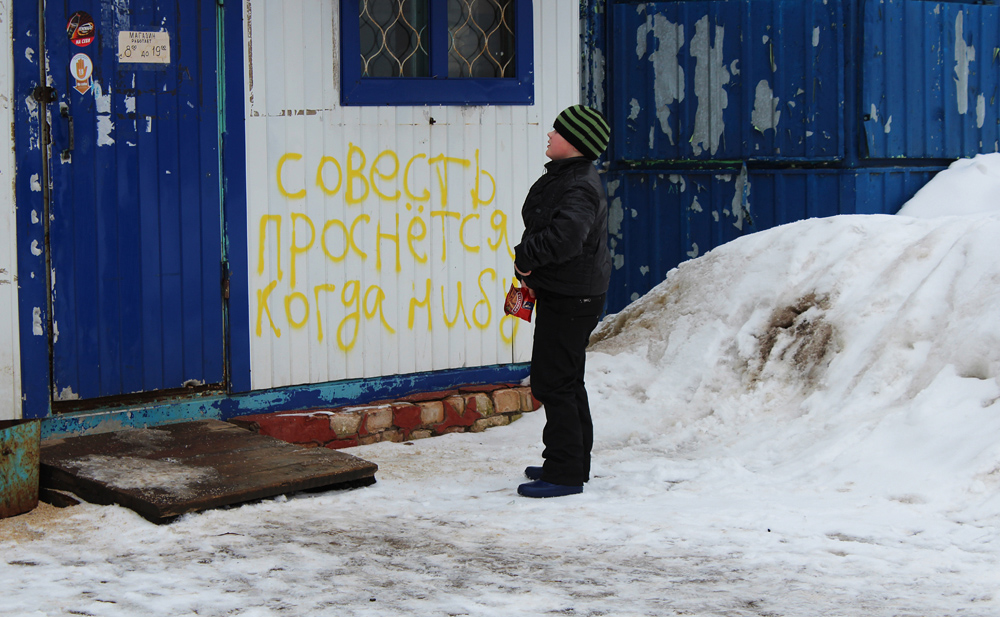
[60, 103, 75, 162]
[31, 85, 56, 103]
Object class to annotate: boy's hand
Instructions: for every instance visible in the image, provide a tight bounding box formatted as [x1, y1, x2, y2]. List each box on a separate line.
[513, 263, 534, 297]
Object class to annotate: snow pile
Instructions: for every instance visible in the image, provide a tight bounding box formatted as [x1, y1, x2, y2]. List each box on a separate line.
[897, 152, 1000, 218]
[589, 211, 1000, 517]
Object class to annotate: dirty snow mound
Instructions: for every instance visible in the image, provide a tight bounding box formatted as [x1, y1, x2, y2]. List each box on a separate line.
[588, 212, 1000, 512]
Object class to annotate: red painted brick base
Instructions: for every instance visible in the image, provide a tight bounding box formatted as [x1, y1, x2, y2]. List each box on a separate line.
[229, 384, 541, 449]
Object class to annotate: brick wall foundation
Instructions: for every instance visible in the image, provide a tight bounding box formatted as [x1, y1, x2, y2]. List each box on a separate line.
[229, 384, 541, 449]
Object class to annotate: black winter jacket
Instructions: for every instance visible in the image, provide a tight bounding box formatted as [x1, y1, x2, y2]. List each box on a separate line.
[513, 157, 611, 297]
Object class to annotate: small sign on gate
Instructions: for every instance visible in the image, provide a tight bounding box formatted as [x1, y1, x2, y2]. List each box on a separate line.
[70, 53, 93, 95]
[117, 30, 171, 64]
[66, 11, 96, 48]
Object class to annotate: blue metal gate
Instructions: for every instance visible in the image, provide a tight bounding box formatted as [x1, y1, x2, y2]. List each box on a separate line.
[40, 0, 225, 403]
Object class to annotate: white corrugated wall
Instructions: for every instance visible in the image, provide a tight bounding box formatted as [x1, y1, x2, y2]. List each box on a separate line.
[0, 0, 21, 420]
[243, 0, 581, 390]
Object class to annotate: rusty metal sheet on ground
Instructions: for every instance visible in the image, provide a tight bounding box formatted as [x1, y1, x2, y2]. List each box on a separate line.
[40, 420, 377, 523]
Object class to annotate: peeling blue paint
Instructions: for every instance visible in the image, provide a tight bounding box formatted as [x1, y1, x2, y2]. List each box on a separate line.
[589, 0, 962, 314]
[863, 0, 1000, 159]
[611, 0, 844, 163]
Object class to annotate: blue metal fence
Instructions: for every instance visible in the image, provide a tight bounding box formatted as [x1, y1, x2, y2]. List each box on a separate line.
[862, 0, 1000, 159]
[611, 0, 844, 163]
[605, 166, 939, 310]
[593, 0, 978, 313]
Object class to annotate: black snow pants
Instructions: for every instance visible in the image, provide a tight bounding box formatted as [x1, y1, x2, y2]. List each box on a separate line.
[529, 292, 605, 486]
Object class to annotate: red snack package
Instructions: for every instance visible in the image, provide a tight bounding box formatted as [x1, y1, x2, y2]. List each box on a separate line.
[504, 284, 535, 322]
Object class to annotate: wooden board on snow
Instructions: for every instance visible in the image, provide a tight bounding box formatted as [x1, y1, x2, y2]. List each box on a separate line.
[40, 419, 377, 523]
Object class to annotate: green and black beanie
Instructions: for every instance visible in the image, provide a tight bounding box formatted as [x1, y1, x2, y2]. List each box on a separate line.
[553, 105, 611, 160]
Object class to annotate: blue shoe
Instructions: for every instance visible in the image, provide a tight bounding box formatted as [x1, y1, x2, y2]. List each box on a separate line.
[517, 480, 583, 498]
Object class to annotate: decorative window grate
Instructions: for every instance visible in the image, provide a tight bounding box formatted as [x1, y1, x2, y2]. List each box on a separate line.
[359, 0, 428, 77]
[359, 0, 515, 79]
[344, 0, 533, 105]
[448, 0, 515, 78]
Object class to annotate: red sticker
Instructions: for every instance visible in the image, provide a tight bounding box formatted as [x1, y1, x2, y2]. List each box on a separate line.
[67, 11, 96, 48]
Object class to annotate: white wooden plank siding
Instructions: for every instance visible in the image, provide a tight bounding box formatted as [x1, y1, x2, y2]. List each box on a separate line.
[0, 0, 21, 420]
[243, 0, 581, 390]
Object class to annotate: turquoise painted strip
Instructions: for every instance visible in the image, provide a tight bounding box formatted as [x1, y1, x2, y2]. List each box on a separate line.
[42, 363, 531, 440]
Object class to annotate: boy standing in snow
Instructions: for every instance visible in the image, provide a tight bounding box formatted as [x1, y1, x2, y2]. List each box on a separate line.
[513, 105, 612, 498]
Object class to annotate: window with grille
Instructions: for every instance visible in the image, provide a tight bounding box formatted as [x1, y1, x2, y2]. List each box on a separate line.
[341, 0, 534, 106]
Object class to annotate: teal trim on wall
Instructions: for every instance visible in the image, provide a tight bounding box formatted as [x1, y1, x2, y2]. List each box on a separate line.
[41, 363, 531, 440]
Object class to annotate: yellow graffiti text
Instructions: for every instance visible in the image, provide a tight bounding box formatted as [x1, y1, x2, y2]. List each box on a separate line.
[274, 147, 496, 209]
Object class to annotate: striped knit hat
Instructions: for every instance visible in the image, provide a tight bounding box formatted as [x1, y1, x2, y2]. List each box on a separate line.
[553, 105, 611, 160]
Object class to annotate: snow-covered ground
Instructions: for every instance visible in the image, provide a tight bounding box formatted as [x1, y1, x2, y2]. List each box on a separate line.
[3, 155, 1000, 616]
